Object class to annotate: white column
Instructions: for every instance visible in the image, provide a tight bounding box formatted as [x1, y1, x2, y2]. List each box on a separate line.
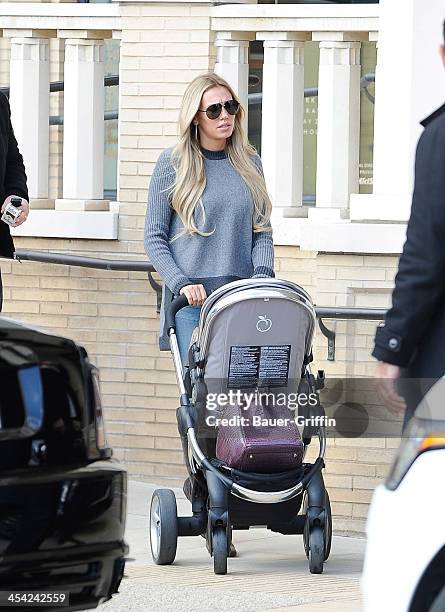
[9, 37, 51, 208]
[350, 0, 445, 221]
[214, 32, 253, 129]
[55, 38, 108, 211]
[313, 36, 361, 219]
[258, 33, 307, 216]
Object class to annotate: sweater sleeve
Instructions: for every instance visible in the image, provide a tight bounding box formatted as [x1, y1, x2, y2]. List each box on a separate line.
[251, 153, 275, 277]
[144, 149, 191, 294]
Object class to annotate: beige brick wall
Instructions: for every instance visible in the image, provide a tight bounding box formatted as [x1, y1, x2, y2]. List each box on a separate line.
[274, 248, 399, 535]
[2, 243, 399, 535]
[0, 2, 402, 536]
[118, 2, 215, 215]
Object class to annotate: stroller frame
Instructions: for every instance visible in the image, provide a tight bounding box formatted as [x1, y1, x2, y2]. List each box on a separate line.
[150, 279, 332, 575]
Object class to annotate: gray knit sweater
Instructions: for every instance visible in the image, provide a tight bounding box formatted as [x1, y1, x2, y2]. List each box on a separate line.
[144, 146, 275, 348]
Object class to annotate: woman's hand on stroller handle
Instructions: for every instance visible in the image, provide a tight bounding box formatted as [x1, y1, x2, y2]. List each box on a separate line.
[166, 294, 189, 334]
[180, 284, 207, 306]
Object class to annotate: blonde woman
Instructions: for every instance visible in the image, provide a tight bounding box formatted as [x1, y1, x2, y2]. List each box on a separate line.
[145, 73, 274, 364]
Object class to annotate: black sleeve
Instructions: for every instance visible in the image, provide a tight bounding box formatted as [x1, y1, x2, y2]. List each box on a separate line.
[0, 93, 28, 201]
[372, 123, 445, 365]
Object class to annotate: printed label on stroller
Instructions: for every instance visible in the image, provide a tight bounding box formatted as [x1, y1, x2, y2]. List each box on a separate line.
[227, 344, 291, 388]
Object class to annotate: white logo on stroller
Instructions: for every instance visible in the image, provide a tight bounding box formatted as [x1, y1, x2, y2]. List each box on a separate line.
[256, 315, 272, 333]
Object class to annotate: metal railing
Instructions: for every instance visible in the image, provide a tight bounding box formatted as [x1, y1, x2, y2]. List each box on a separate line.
[248, 73, 375, 107]
[0, 72, 375, 124]
[0, 76, 119, 125]
[12, 250, 386, 360]
[14, 249, 163, 310]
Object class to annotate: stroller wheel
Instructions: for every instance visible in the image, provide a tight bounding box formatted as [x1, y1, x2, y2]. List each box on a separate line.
[150, 489, 178, 565]
[302, 491, 310, 559]
[324, 491, 332, 561]
[308, 526, 324, 574]
[212, 526, 228, 575]
[303, 490, 332, 563]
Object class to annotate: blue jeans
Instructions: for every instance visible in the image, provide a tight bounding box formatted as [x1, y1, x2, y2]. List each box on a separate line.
[175, 305, 201, 368]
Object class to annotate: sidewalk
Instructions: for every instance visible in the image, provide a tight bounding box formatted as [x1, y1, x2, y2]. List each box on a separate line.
[100, 481, 365, 612]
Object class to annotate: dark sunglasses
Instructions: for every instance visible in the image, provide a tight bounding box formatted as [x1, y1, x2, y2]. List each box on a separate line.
[197, 99, 240, 120]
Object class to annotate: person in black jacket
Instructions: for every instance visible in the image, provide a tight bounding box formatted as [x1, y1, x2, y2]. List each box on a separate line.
[373, 24, 445, 418]
[0, 92, 29, 310]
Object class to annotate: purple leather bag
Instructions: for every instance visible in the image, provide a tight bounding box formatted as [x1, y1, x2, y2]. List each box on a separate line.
[215, 398, 303, 473]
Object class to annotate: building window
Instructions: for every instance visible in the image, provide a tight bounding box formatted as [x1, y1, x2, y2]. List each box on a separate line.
[104, 39, 119, 202]
[247, 40, 376, 203]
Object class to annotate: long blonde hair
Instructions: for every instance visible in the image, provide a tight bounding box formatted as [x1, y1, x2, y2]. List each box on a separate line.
[169, 73, 272, 238]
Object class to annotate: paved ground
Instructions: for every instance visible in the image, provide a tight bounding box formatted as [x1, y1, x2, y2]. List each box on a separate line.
[99, 481, 365, 612]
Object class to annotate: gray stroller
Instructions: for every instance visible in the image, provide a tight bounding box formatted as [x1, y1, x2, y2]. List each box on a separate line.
[150, 278, 332, 575]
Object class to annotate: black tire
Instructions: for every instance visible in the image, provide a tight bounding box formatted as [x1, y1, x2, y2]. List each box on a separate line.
[302, 490, 332, 562]
[212, 526, 228, 575]
[324, 491, 332, 561]
[308, 526, 324, 574]
[150, 489, 178, 565]
[302, 491, 310, 559]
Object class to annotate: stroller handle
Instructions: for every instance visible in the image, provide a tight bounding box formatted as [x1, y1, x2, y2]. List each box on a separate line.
[166, 294, 189, 334]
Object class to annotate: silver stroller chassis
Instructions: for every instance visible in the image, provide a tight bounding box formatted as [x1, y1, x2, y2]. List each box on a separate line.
[150, 279, 332, 575]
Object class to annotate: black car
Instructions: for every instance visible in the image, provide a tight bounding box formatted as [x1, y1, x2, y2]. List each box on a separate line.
[0, 317, 128, 611]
